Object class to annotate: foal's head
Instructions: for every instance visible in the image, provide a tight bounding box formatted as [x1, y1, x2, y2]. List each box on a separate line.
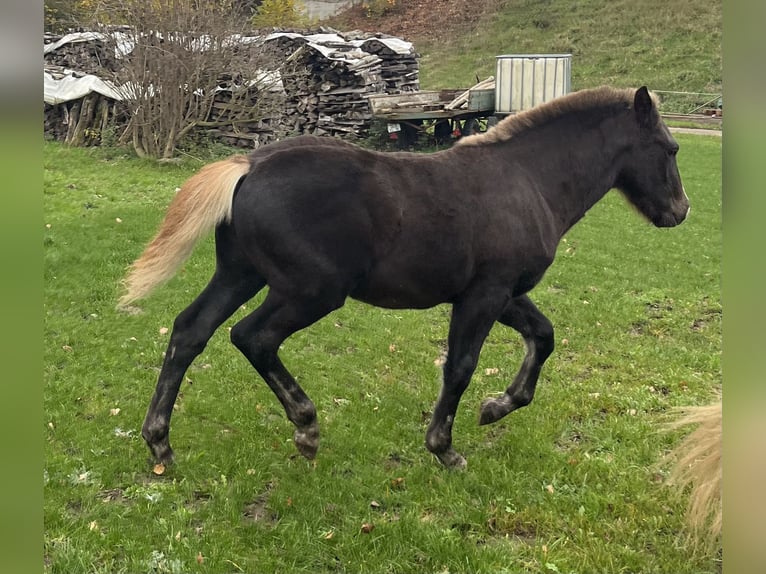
[615, 86, 690, 227]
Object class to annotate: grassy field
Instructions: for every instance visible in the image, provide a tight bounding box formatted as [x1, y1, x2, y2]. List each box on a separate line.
[416, 0, 721, 110]
[44, 129, 721, 573]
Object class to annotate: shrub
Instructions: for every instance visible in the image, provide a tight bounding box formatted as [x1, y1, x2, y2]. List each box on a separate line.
[363, 0, 401, 18]
[252, 0, 309, 28]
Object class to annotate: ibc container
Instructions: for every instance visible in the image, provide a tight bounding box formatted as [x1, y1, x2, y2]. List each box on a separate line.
[495, 54, 572, 114]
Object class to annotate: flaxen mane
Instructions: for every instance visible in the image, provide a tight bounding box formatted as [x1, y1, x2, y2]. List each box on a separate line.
[457, 86, 659, 146]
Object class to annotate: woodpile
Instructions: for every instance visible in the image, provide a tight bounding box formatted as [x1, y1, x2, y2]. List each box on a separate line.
[44, 66, 129, 146]
[356, 36, 420, 93]
[256, 32, 419, 139]
[44, 31, 125, 75]
[274, 33, 384, 138]
[43, 29, 421, 148]
[44, 94, 126, 146]
[202, 72, 290, 148]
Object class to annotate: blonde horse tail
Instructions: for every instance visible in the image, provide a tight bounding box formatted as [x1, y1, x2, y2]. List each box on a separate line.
[665, 400, 722, 545]
[117, 154, 251, 309]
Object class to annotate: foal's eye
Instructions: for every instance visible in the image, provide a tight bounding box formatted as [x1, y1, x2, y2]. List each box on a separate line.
[666, 146, 678, 157]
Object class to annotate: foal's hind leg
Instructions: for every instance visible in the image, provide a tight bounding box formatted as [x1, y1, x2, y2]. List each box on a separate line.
[479, 294, 554, 425]
[142, 271, 264, 464]
[229, 289, 344, 460]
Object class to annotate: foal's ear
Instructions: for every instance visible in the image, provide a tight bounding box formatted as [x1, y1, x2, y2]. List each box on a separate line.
[634, 86, 655, 127]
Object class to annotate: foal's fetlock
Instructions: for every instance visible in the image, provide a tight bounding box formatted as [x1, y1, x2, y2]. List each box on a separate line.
[293, 421, 320, 460]
[426, 432, 467, 470]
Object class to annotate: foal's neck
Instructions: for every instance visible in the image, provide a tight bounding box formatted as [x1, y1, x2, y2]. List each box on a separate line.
[528, 115, 626, 237]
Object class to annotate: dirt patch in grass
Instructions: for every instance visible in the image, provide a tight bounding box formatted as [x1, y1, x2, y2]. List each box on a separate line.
[243, 482, 279, 525]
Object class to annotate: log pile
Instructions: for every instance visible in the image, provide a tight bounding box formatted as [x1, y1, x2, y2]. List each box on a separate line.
[202, 72, 290, 148]
[272, 34, 386, 138]
[43, 29, 421, 148]
[44, 32, 125, 75]
[43, 66, 129, 146]
[356, 37, 420, 93]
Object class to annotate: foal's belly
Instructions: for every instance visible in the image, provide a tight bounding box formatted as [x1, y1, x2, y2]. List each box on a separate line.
[350, 275, 458, 309]
[350, 260, 470, 310]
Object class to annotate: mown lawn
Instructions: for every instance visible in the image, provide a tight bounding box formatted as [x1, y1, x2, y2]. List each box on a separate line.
[44, 133, 721, 573]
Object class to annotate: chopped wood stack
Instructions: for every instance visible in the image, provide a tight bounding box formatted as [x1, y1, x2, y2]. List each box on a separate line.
[44, 66, 129, 145]
[356, 37, 420, 93]
[44, 32, 124, 75]
[43, 29, 421, 148]
[202, 74, 290, 148]
[268, 33, 387, 138]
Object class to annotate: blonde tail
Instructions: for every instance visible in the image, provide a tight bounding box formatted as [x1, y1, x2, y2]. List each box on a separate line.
[117, 154, 251, 309]
[665, 400, 722, 545]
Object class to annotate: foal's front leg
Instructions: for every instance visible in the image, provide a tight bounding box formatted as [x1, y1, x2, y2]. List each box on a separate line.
[425, 285, 509, 468]
[479, 294, 554, 425]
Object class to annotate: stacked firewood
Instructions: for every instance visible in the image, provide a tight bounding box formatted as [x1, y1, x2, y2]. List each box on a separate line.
[44, 32, 124, 75]
[43, 29, 421, 148]
[357, 36, 420, 93]
[44, 65, 129, 145]
[274, 34, 386, 138]
[202, 72, 290, 148]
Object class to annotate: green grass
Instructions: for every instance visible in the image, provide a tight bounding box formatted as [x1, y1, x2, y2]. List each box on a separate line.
[44, 132, 721, 573]
[417, 0, 722, 102]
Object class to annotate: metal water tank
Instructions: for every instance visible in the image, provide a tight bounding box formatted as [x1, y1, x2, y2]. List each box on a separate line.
[495, 54, 572, 114]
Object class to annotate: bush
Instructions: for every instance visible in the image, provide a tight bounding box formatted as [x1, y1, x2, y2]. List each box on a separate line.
[252, 0, 309, 28]
[363, 0, 401, 18]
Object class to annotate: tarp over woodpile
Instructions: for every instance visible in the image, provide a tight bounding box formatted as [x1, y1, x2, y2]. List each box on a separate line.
[44, 68, 124, 105]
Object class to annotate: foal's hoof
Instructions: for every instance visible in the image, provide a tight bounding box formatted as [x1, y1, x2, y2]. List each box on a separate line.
[146, 438, 175, 466]
[436, 448, 467, 470]
[478, 397, 509, 426]
[293, 423, 320, 460]
[148, 446, 174, 468]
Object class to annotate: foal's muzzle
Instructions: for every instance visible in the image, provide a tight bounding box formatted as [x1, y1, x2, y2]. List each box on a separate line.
[655, 187, 690, 227]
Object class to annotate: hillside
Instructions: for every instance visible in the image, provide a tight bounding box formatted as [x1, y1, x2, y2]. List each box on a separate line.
[328, 0, 722, 94]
